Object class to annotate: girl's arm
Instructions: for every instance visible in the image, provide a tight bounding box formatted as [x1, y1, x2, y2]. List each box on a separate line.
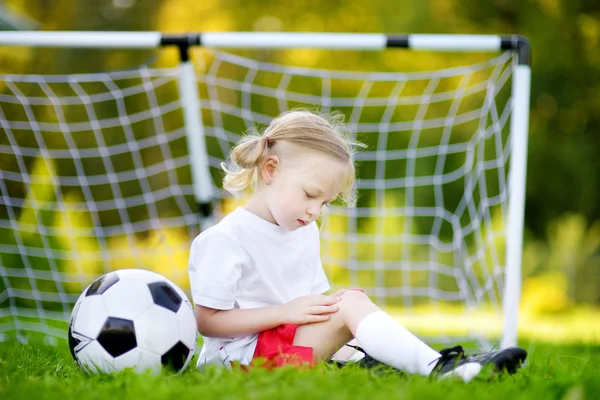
[195, 304, 284, 338]
[195, 294, 341, 337]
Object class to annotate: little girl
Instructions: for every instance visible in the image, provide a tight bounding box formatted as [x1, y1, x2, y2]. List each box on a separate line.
[188, 110, 526, 382]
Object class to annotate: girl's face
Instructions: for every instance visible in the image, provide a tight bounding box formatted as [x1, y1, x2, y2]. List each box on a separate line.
[265, 152, 352, 231]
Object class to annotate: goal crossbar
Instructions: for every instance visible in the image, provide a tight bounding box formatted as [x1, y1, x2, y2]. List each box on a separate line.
[0, 31, 530, 63]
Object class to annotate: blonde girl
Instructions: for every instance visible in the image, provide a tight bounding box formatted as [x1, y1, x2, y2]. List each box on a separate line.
[188, 110, 526, 381]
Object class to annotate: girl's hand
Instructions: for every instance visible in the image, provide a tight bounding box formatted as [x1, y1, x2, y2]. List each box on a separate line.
[280, 295, 340, 325]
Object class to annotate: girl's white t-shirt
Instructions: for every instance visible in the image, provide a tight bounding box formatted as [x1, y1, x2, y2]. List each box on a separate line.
[188, 207, 330, 368]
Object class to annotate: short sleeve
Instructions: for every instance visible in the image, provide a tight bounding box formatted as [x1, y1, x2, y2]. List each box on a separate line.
[188, 231, 246, 310]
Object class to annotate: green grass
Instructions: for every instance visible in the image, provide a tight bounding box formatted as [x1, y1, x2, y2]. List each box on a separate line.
[0, 340, 598, 400]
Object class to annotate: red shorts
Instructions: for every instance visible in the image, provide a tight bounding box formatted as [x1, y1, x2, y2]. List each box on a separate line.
[251, 324, 314, 369]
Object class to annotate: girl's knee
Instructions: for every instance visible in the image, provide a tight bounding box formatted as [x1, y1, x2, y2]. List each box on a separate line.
[339, 289, 371, 305]
[337, 290, 380, 331]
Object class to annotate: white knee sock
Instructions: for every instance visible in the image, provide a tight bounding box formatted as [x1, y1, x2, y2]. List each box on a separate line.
[354, 311, 441, 376]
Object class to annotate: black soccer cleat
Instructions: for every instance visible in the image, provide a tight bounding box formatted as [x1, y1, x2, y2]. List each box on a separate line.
[429, 345, 528, 381]
[330, 344, 527, 382]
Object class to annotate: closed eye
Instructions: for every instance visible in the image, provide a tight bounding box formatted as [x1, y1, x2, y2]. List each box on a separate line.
[305, 190, 331, 207]
[304, 190, 316, 199]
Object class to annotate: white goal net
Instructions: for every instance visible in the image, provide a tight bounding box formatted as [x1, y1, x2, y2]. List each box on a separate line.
[0, 47, 518, 347]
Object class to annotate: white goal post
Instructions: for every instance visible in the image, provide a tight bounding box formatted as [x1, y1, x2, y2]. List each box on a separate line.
[0, 32, 530, 349]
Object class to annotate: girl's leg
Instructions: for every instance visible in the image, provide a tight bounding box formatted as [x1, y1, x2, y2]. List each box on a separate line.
[293, 290, 441, 375]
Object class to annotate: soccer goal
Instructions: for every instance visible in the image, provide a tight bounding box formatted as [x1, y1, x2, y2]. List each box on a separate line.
[0, 32, 530, 349]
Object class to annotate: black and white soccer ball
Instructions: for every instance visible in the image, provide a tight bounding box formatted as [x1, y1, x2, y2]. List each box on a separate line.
[68, 269, 197, 375]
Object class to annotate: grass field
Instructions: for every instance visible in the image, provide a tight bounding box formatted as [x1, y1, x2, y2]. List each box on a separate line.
[0, 338, 598, 400]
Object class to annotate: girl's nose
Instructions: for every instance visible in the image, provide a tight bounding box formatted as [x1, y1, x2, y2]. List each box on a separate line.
[307, 203, 321, 218]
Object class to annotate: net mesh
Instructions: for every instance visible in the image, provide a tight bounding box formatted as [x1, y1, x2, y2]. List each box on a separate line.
[0, 49, 516, 346]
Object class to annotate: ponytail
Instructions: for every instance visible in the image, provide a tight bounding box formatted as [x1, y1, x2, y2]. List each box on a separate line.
[221, 131, 269, 195]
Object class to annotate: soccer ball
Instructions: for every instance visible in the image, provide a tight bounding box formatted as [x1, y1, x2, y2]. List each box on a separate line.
[68, 269, 197, 375]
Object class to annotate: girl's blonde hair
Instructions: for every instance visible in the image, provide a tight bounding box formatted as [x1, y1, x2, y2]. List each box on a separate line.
[221, 110, 361, 206]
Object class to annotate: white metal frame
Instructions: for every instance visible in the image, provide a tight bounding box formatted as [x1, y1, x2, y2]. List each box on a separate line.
[0, 32, 531, 348]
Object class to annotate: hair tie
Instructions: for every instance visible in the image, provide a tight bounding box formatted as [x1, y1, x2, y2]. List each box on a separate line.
[265, 135, 273, 146]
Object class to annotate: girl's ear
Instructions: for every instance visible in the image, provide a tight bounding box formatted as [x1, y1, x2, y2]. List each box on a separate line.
[260, 155, 280, 183]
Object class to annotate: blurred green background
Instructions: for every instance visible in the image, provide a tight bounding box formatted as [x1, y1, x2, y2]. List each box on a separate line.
[0, 0, 599, 340]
